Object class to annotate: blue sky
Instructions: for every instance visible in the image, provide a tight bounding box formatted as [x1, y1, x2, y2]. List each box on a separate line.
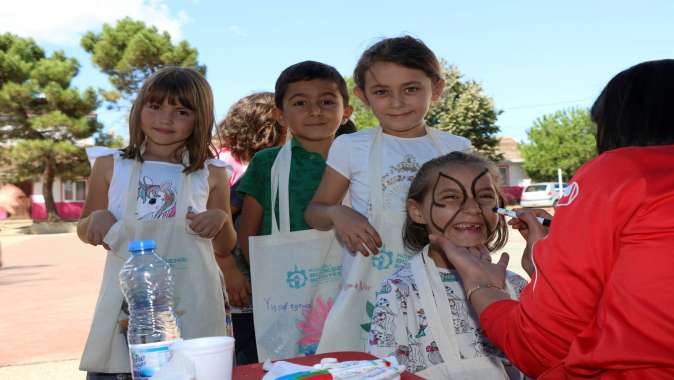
[2, 0, 673, 142]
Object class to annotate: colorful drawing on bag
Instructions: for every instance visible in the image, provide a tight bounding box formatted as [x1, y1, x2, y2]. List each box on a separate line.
[137, 176, 177, 220]
[426, 341, 443, 365]
[372, 247, 393, 270]
[296, 296, 334, 355]
[287, 265, 308, 289]
[370, 329, 396, 347]
[404, 333, 427, 373]
[415, 309, 428, 338]
[371, 297, 396, 336]
[360, 300, 375, 332]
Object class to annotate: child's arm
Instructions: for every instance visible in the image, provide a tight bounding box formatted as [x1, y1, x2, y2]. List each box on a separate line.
[77, 155, 116, 249]
[197, 165, 236, 254]
[238, 195, 263, 264]
[304, 167, 382, 256]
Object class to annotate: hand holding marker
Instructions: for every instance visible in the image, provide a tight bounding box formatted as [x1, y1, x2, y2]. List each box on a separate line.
[493, 207, 552, 227]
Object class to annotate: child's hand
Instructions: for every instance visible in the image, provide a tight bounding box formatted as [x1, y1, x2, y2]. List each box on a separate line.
[330, 206, 382, 256]
[187, 209, 228, 239]
[224, 267, 252, 308]
[216, 254, 252, 307]
[86, 210, 117, 250]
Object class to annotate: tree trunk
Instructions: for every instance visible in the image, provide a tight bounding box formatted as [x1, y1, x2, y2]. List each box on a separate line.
[43, 161, 60, 222]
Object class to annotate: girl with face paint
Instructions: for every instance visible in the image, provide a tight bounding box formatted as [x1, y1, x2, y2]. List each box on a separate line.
[367, 152, 528, 379]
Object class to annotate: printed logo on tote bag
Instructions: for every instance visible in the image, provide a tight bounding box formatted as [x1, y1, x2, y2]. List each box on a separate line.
[372, 248, 393, 270]
[287, 266, 309, 289]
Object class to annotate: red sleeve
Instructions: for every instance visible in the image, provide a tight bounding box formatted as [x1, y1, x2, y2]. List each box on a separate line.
[479, 150, 661, 378]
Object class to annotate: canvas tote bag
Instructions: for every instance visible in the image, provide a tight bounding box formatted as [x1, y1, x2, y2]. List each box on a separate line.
[411, 246, 517, 379]
[249, 142, 344, 361]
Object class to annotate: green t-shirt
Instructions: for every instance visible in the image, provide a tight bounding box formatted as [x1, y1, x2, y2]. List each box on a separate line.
[237, 138, 326, 235]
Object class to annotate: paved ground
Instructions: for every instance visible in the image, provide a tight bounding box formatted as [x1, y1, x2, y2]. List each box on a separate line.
[0, 233, 104, 379]
[0, 228, 530, 380]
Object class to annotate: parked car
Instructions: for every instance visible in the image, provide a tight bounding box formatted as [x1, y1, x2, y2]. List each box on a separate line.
[520, 182, 568, 207]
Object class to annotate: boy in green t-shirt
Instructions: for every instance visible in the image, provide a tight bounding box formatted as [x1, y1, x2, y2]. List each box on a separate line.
[237, 61, 352, 252]
[229, 60, 352, 354]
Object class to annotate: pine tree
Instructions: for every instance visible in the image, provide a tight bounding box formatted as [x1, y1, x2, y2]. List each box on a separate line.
[0, 33, 101, 221]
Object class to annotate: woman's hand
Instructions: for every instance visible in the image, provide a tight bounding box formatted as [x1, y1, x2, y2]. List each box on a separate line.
[187, 209, 227, 239]
[507, 208, 552, 240]
[86, 210, 117, 250]
[431, 234, 511, 314]
[508, 208, 550, 277]
[430, 235, 509, 292]
[330, 205, 382, 256]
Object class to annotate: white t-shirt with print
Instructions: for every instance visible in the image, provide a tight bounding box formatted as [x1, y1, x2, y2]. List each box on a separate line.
[86, 147, 226, 221]
[327, 128, 471, 275]
[327, 128, 472, 217]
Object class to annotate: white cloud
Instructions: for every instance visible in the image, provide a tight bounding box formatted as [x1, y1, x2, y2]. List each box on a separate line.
[0, 0, 189, 45]
[227, 25, 247, 37]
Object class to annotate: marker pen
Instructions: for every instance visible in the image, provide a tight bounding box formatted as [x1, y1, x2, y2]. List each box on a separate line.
[493, 207, 552, 227]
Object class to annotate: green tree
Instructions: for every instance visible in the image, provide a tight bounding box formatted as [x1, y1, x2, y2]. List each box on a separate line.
[426, 63, 502, 160]
[520, 108, 597, 181]
[0, 33, 101, 220]
[81, 17, 205, 104]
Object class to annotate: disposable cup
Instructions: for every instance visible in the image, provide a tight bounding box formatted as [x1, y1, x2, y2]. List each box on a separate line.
[172, 336, 235, 380]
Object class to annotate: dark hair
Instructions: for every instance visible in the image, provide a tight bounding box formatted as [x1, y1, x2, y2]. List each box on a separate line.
[591, 59, 674, 154]
[274, 60, 349, 109]
[336, 119, 358, 137]
[218, 92, 286, 163]
[124, 66, 216, 173]
[354, 35, 442, 90]
[403, 151, 508, 252]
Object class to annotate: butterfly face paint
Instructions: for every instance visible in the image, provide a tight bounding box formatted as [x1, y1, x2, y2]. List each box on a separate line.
[425, 166, 500, 247]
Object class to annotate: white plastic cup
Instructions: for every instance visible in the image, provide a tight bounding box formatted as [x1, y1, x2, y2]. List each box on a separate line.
[171, 336, 235, 380]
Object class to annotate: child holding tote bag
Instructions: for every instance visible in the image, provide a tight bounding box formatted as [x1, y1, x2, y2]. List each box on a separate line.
[236, 61, 352, 361]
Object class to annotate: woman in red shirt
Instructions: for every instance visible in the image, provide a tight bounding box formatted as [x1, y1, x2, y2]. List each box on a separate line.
[432, 59, 674, 379]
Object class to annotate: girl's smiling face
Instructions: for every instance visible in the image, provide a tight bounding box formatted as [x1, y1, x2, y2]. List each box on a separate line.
[407, 164, 500, 248]
[355, 61, 444, 138]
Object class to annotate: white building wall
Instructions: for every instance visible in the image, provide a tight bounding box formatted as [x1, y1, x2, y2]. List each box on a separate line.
[32, 178, 64, 202]
[509, 163, 527, 186]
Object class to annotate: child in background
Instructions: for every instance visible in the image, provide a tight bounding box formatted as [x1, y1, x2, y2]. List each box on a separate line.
[368, 152, 527, 379]
[305, 36, 472, 352]
[217, 92, 287, 194]
[215, 91, 287, 364]
[77, 67, 237, 379]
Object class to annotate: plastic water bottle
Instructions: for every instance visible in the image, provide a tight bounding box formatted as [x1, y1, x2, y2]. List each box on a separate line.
[119, 240, 181, 379]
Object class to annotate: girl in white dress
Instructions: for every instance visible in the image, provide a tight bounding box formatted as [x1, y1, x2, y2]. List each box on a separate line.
[77, 67, 237, 379]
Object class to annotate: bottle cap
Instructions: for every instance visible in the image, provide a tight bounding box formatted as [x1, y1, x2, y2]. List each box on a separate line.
[128, 240, 157, 252]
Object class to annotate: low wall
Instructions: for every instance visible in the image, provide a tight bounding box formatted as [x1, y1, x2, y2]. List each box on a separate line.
[31, 202, 84, 221]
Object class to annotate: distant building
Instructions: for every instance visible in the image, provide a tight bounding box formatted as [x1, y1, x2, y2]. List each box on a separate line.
[0, 128, 95, 221]
[30, 178, 87, 220]
[496, 137, 528, 186]
[496, 137, 529, 204]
